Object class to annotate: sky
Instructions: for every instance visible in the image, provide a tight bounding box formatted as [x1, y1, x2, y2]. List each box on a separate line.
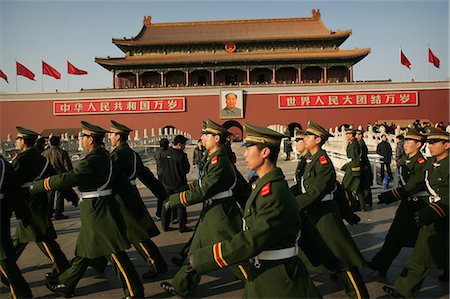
[0, 0, 448, 94]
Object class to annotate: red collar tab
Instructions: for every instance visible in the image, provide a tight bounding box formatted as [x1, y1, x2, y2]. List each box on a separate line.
[211, 156, 218, 165]
[418, 157, 426, 164]
[260, 182, 271, 197]
[319, 155, 328, 165]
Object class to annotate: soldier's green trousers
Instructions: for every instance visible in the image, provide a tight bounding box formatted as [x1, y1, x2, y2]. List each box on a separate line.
[336, 268, 369, 299]
[90, 239, 167, 275]
[0, 259, 32, 299]
[59, 251, 144, 298]
[14, 239, 69, 274]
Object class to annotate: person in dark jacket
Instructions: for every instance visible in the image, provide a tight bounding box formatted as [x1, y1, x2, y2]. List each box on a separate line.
[42, 136, 77, 219]
[377, 134, 393, 184]
[192, 139, 205, 180]
[154, 138, 169, 219]
[159, 135, 191, 232]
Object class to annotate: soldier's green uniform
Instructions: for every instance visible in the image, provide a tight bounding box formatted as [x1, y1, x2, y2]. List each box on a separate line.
[342, 128, 363, 210]
[12, 127, 69, 276]
[162, 120, 247, 297]
[0, 155, 33, 299]
[31, 121, 144, 298]
[189, 123, 321, 298]
[109, 120, 168, 277]
[297, 121, 369, 299]
[357, 130, 373, 206]
[384, 128, 449, 298]
[371, 129, 428, 275]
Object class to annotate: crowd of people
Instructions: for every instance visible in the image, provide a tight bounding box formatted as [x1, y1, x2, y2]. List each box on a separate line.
[0, 119, 448, 299]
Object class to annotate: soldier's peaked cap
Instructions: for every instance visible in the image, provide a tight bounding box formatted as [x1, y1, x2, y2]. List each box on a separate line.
[294, 128, 306, 140]
[305, 120, 334, 140]
[204, 119, 231, 137]
[425, 127, 449, 143]
[242, 123, 286, 147]
[110, 120, 133, 134]
[201, 120, 207, 134]
[81, 121, 108, 137]
[345, 127, 356, 134]
[16, 126, 39, 139]
[404, 128, 426, 143]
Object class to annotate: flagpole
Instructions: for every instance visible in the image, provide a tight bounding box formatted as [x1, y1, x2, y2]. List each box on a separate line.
[427, 44, 431, 81]
[399, 47, 402, 82]
[15, 59, 18, 93]
[41, 60, 44, 92]
[66, 58, 70, 92]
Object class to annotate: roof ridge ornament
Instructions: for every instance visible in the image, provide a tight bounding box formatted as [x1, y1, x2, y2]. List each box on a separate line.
[144, 16, 152, 27]
[312, 9, 321, 20]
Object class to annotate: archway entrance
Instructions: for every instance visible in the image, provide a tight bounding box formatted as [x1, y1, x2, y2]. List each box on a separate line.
[222, 120, 243, 142]
[287, 122, 302, 137]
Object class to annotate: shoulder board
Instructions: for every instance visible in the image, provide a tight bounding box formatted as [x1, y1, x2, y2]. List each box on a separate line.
[80, 155, 88, 160]
[417, 157, 426, 164]
[211, 156, 218, 165]
[11, 153, 20, 161]
[260, 182, 271, 197]
[319, 155, 328, 165]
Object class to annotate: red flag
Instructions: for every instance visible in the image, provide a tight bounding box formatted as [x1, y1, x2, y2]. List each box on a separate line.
[400, 50, 411, 69]
[428, 48, 440, 68]
[16, 61, 36, 80]
[42, 61, 61, 79]
[0, 69, 8, 83]
[67, 61, 88, 75]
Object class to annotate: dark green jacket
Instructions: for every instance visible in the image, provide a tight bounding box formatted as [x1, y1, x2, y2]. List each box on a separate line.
[409, 155, 449, 270]
[12, 147, 56, 242]
[342, 138, 361, 192]
[191, 167, 320, 298]
[32, 148, 131, 258]
[111, 143, 166, 240]
[297, 149, 365, 269]
[359, 139, 373, 186]
[290, 153, 309, 197]
[0, 155, 30, 260]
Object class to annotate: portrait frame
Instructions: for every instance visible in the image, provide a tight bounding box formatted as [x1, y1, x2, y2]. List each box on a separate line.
[219, 90, 244, 119]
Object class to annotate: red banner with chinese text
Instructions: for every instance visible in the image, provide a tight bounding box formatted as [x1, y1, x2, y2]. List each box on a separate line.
[278, 91, 418, 109]
[54, 97, 185, 115]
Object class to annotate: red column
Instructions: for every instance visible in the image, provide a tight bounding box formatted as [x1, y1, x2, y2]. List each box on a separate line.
[297, 67, 302, 83]
[210, 70, 215, 85]
[246, 68, 250, 84]
[136, 73, 140, 88]
[349, 66, 353, 82]
[271, 68, 276, 83]
[324, 66, 328, 83]
[185, 70, 189, 86]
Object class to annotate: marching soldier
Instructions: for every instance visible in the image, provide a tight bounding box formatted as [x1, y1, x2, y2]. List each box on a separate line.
[369, 128, 428, 276]
[12, 127, 69, 279]
[160, 119, 247, 297]
[185, 123, 321, 298]
[108, 120, 168, 279]
[0, 154, 33, 298]
[31, 121, 144, 298]
[355, 129, 373, 207]
[296, 120, 369, 299]
[383, 127, 448, 298]
[342, 128, 363, 210]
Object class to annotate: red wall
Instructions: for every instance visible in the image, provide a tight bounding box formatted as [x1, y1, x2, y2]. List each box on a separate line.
[0, 87, 448, 140]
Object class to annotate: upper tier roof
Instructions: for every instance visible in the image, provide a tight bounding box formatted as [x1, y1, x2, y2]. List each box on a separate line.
[113, 9, 352, 47]
[95, 48, 371, 71]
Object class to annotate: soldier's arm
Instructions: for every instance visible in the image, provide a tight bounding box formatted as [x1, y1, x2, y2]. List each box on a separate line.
[379, 159, 427, 204]
[31, 158, 93, 193]
[191, 191, 286, 274]
[415, 199, 448, 226]
[4, 160, 31, 220]
[136, 158, 168, 201]
[63, 150, 73, 171]
[168, 158, 232, 209]
[296, 162, 335, 210]
[289, 182, 301, 197]
[350, 143, 361, 176]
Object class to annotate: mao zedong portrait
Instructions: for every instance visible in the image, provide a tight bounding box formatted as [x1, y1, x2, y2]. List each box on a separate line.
[221, 92, 242, 117]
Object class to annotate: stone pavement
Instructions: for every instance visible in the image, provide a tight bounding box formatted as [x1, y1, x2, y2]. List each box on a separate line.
[2, 143, 448, 298]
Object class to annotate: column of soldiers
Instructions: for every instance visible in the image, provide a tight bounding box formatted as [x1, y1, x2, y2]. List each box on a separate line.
[1, 119, 448, 298]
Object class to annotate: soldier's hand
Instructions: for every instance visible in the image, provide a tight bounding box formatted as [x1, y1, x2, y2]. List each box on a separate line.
[344, 213, 361, 225]
[415, 208, 435, 227]
[414, 214, 424, 227]
[185, 255, 196, 273]
[163, 200, 170, 210]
